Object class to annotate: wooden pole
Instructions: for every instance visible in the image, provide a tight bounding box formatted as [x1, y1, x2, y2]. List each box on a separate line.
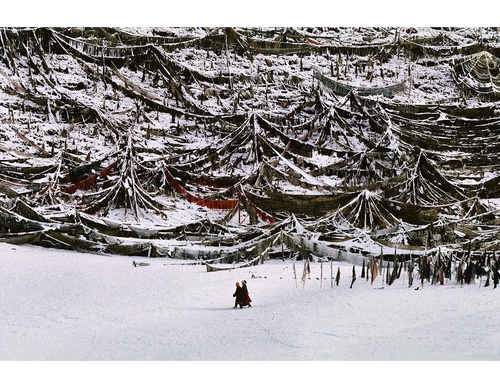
[302, 260, 307, 289]
[320, 260, 323, 290]
[282, 231, 284, 260]
[293, 262, 297, 288]
[380, 247, 384, 288]
[402, 256, 405, 286]
[331, 261, 333, 289]
[238, 194, 241, 224]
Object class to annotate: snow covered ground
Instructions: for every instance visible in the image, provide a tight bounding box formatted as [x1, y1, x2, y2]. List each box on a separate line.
[0, 242, 498, 386]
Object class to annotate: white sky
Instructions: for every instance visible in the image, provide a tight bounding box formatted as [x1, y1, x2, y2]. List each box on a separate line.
[1, 1, 495, 27]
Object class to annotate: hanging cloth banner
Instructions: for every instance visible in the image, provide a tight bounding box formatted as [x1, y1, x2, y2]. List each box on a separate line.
[63, 161, 118, 194]
[164, 168, 238, 210]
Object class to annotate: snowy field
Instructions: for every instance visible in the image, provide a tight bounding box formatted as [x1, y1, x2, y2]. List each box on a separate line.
[0, 242, 498, 386]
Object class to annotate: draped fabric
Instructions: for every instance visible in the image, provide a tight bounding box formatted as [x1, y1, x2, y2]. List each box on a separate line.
[188, 177, 230, 189]
[68, 161, 101, 182]
[164, 168, 238, 210]
[314, 69, 407, 97]
[100, 161, 118, 178]
[62, 174, 97, 193]
[62, 161, 118, 194]
[164, 168, 277, 222]
[245, 198, 277, 223]
[452, 51, 500, 98]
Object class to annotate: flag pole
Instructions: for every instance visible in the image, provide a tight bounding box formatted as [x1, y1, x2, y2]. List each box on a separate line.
[293, 261, 297, 288]
[320, 259, 323, 290]
[402, 254, 405, 286]
[381, 246, 384, 288]
[331, 260, 333, 289]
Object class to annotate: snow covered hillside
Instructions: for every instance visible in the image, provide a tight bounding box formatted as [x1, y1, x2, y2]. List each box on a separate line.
[1, 27, 499, 267]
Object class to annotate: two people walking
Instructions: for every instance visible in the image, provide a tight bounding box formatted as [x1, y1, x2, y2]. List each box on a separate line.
[233, 280, 252, 308]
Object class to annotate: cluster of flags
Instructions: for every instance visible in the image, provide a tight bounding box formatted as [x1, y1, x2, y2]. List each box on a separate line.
[291, 248, 499, 290]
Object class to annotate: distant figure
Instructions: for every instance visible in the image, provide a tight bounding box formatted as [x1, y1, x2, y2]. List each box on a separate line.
[233, 282, 249, 309]
[241, 280, 252, 307]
